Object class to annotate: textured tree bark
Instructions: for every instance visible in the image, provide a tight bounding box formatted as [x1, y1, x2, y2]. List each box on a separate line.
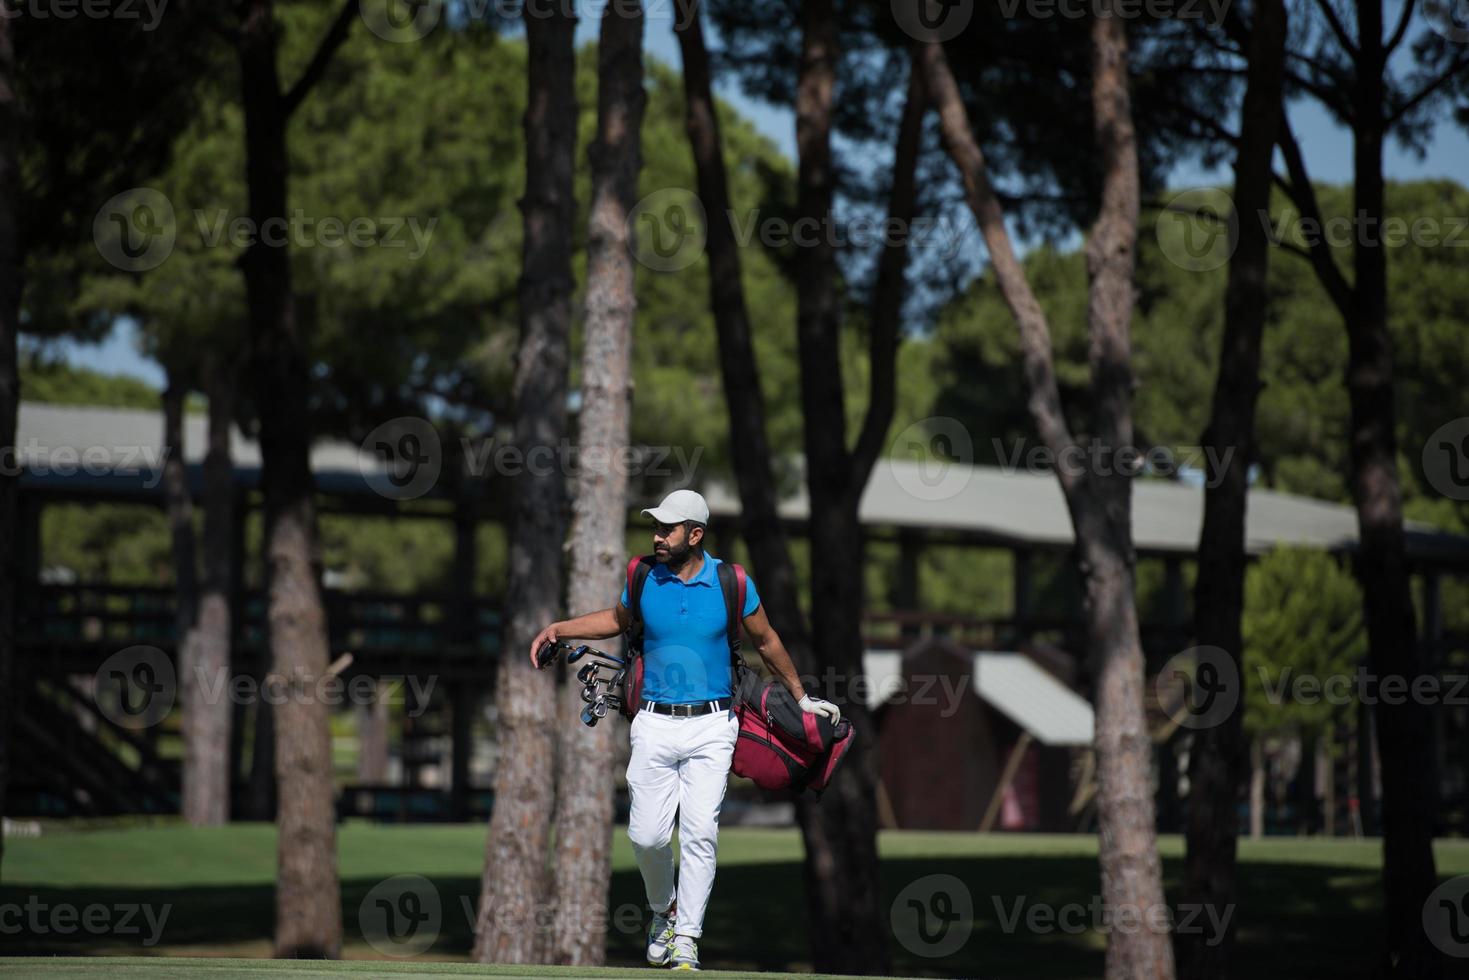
[247, 692, 277, 820]
[237, 0, 342, 956]
[1348, 4, 1438, 975]
[356, 691, 389, 783]
[0, 12, 17, 886]
[549, 0, 643, 967]
[921, 17, 1175, 978]
[1083, 20, 1172, 979]
[679, 3, 924, 969]
[1180, 3, 1285, 977]
[183, 359, 237, 825]
[473, 0, 576, 963]
[673, 0, 808, 645]
[1272, 3, 1440, 971]
[787, 5, 928, 972]
[165, 377, 229, 827]
[1248, 740, 1263, 840]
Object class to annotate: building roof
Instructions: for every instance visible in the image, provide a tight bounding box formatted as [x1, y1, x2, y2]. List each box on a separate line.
[15, 401, 1469, 565]
[704, 457, 1469, 564]
[862, 650, 1095, 747]
[14, 401, 393, 498]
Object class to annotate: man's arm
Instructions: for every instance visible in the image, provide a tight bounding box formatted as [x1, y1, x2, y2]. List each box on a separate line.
[527, 603, 632, 668]
[741, 604, 806, 700]
[743, 604, 841, 723]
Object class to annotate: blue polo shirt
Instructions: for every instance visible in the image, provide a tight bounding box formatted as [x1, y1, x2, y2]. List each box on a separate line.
[619, 553, 761, 704]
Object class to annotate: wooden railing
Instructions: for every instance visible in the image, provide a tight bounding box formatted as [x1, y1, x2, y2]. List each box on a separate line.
[20, 581, 1193, 674]
[18, 582, 502, 674]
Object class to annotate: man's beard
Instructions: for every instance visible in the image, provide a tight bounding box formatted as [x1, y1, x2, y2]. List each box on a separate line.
[656, 541, 692, 567]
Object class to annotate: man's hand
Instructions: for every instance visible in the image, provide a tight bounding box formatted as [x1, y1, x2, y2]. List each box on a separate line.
[528, 624, 560, 669]
[799, 694, 841, 725]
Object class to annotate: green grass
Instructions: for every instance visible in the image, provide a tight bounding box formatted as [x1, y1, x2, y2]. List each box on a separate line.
[0, 959, 883, 980]
[5, 825, 1469, 978]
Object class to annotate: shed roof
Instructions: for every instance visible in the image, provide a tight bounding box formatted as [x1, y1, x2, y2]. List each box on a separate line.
[863, 650, 1095, 747]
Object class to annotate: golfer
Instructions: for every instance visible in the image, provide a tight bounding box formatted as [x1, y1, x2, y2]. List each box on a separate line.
[529, 489, 839, 971]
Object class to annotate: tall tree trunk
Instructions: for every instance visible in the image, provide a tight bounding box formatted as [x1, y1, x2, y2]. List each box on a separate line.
[677, 3, 924, 970]
[248, 695, 277, 819]
[473, 0, 576, 963]
[183, 359, 237, 825]
[789, 5, 928, 970]
[921, 15, 1174, 977]
[1275, 3, 1442, 971]
[164, 378, 217, 826]
[1249, 738, 1264, 840]
[1083, 18, 1172, 979]
[1180, 2, 1286, 977]
[550, 0, 643, 967]
[673, 0, 808, 643]
[1350, 3, 1438, 975]
[356, 691, 388, 782]
[238, 0, 341, 957]
[791, 10, 880, 968]
[0, 12, 17, 885]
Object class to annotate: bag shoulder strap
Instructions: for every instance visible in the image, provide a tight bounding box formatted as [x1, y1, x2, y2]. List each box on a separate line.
[716, 561, 747, 665]
[625, 555, 655, 651]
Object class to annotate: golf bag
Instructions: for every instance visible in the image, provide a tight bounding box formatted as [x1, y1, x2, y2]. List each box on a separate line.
[731, 667, 853, 795]
[622, 554, 855, 795]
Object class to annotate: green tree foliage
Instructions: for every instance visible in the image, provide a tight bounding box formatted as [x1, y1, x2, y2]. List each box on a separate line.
[930, 179, 1469, 517]
[71, 20, 808, 456]
[15, 0, 215, 343]
[29, 15, 1469, 637]
[17, 354, 165, 411]
[1241, 547, 1365, 737]
[33, 29, 804, 595]
[923, 180, 1469, 631]
[41, 503, 172, 586]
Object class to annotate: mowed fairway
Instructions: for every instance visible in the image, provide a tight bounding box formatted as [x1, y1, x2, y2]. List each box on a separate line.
[4, 824, 1469, 979]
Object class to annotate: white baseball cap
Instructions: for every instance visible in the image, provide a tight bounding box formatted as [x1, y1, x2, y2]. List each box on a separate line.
[641, 489, 710, 525]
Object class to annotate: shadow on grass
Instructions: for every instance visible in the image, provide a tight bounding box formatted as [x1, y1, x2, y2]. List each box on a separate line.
[0, 853, 1402, 979]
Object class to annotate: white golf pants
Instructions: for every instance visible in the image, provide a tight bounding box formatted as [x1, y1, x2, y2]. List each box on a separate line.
[626, 706, 740, 939]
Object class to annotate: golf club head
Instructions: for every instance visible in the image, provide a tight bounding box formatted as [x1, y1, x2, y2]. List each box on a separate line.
[581, 684, 597, 703]
[566, 645, 588, 665]
[534, 640, 558, 669]
[592, 700, 608, 718]
[581, 705, 598, 727]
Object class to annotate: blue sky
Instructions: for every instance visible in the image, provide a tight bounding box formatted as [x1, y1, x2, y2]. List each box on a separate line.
[42, 14, 1469, 389]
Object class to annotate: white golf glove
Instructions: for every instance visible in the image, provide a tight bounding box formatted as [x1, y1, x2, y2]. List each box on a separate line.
[799, 694, 841, 725]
